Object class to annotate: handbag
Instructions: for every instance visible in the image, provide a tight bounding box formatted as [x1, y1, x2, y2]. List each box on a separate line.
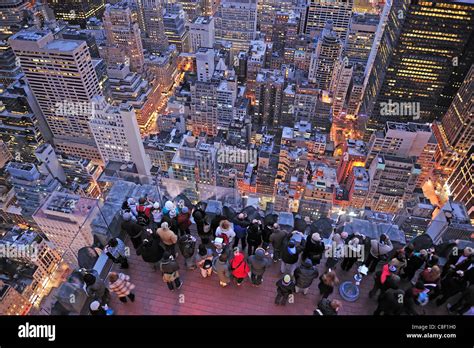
[163, 271, 178, 282]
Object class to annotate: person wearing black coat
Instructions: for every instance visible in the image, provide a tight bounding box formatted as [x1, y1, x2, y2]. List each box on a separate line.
[403, 281, 427, 315]
[294, 258, 319, 295]
[448, 284, 474, 315]
[441, 247, 473, 277]
[302, 232, 325, 265]
[137, 237, 165, 270]
[247, 221, 263, 256]
[374, 287, 405, 315]
[401, 250, 427, 281]
[434, 269, 468, 306]
[192, 205, 207, 235]
[280, 236, 303, 275]
[314, 298, 342, 315]
[121, 212, 144, 249]
[369, 265, 400, 299]
[159, 252, 182, 291]
[275, 274, 296, 305]
[261, 223, 274, 250]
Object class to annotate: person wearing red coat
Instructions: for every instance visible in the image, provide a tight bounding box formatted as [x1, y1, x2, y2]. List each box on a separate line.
[230, 248, 250, 286]
[177, 207, 192, 236]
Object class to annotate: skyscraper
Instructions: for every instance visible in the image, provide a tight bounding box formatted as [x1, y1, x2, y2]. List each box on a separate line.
[215, 0, 257, 56]
[433, 64, 474, 176]
[304, 0, 353, 42]
[164, 3, 191, 53]
[447, 145, 473, 221]
[308, 21, 343, 90]
[189, 16, 215, 52]
[48, 0, 105, 28]
[103, 1, 145, 73]
[9, 30, 102, 161]
[89, 97, 152, 177]
[362, 0, 474, 133]
[135, 0, 169, 53]
[365, 154, 420, 213]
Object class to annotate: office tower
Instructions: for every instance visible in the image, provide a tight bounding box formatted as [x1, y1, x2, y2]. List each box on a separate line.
[308, 21, 342, 90]
[135, 0, 169, 53]
[103, 1, 145, 73]
[171, 134, 217, 185]
[106, 64, 158, 133]
[433, 29, 474, 121]
[202, 0, 220, 16]
[254, 69, 284, 127]
[32, 191, 99, 267]
[56, 154, 102, 198]
[146, 46, 179, 92]
[0, 0, 30, 37]
[144, 129, 184, 172]
[48, 0, 105, 28]
[246, 40, 267, 93]
[60, 28, 100, 58]
[34, 144, 67, 185]
[0, 81, 51, 163]
[347, 166, 369, 209]
[433, 65, 474, 176]
[366, 122, 437, 187]
[215, 0, 257, 55]
[9, 30, 102, 161]
[0, 226, 64, 315]
[189, 16, 215, 52]
[196, 47, 215, 82]
[257, 0, 294, 42]
[447, 145, 473, 220]
[337, 139, 367, 184]
[191, 48, 237, 135]
[176, 0, 202, 21]
[365, 154, 420, 213]
[331, 61, 353, 118]
[362, 0, 474, 133]
[395, 194, 435, 240]
[426, 200, 474, 244]
[6, 161, 62, 217]
[345, 13, 379, 66]
[304, 0, 353, 42]
[164, 4, 191, 53]
[89, 97, 152, 177]
[0, 42, 22, 87]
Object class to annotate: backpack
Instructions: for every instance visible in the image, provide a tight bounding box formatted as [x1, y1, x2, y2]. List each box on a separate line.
[136, 205, 150, 226]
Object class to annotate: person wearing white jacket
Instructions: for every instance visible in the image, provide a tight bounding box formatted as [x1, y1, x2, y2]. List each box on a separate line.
[364, 234, 393, 273]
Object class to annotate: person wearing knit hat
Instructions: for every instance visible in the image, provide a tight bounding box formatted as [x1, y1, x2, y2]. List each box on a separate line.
[302, 232, 325, 266]
[341, 237, 362, 272]
[280, 236, 304, 275]
[248, 247, 272, 286]
[177, 206, 192, 236]
[275, 274, 296, 305]
[89, 300, 109, 315]
[150, 202, 162, 230]
[121, 211, 144, 249]
[294, 258, 319, 295]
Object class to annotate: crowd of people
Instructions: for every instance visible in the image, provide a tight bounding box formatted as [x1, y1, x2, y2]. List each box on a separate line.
[84, 196, 474, 316]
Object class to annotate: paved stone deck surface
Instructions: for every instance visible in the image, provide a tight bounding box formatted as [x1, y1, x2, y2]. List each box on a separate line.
[109, 228, 450, 315]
